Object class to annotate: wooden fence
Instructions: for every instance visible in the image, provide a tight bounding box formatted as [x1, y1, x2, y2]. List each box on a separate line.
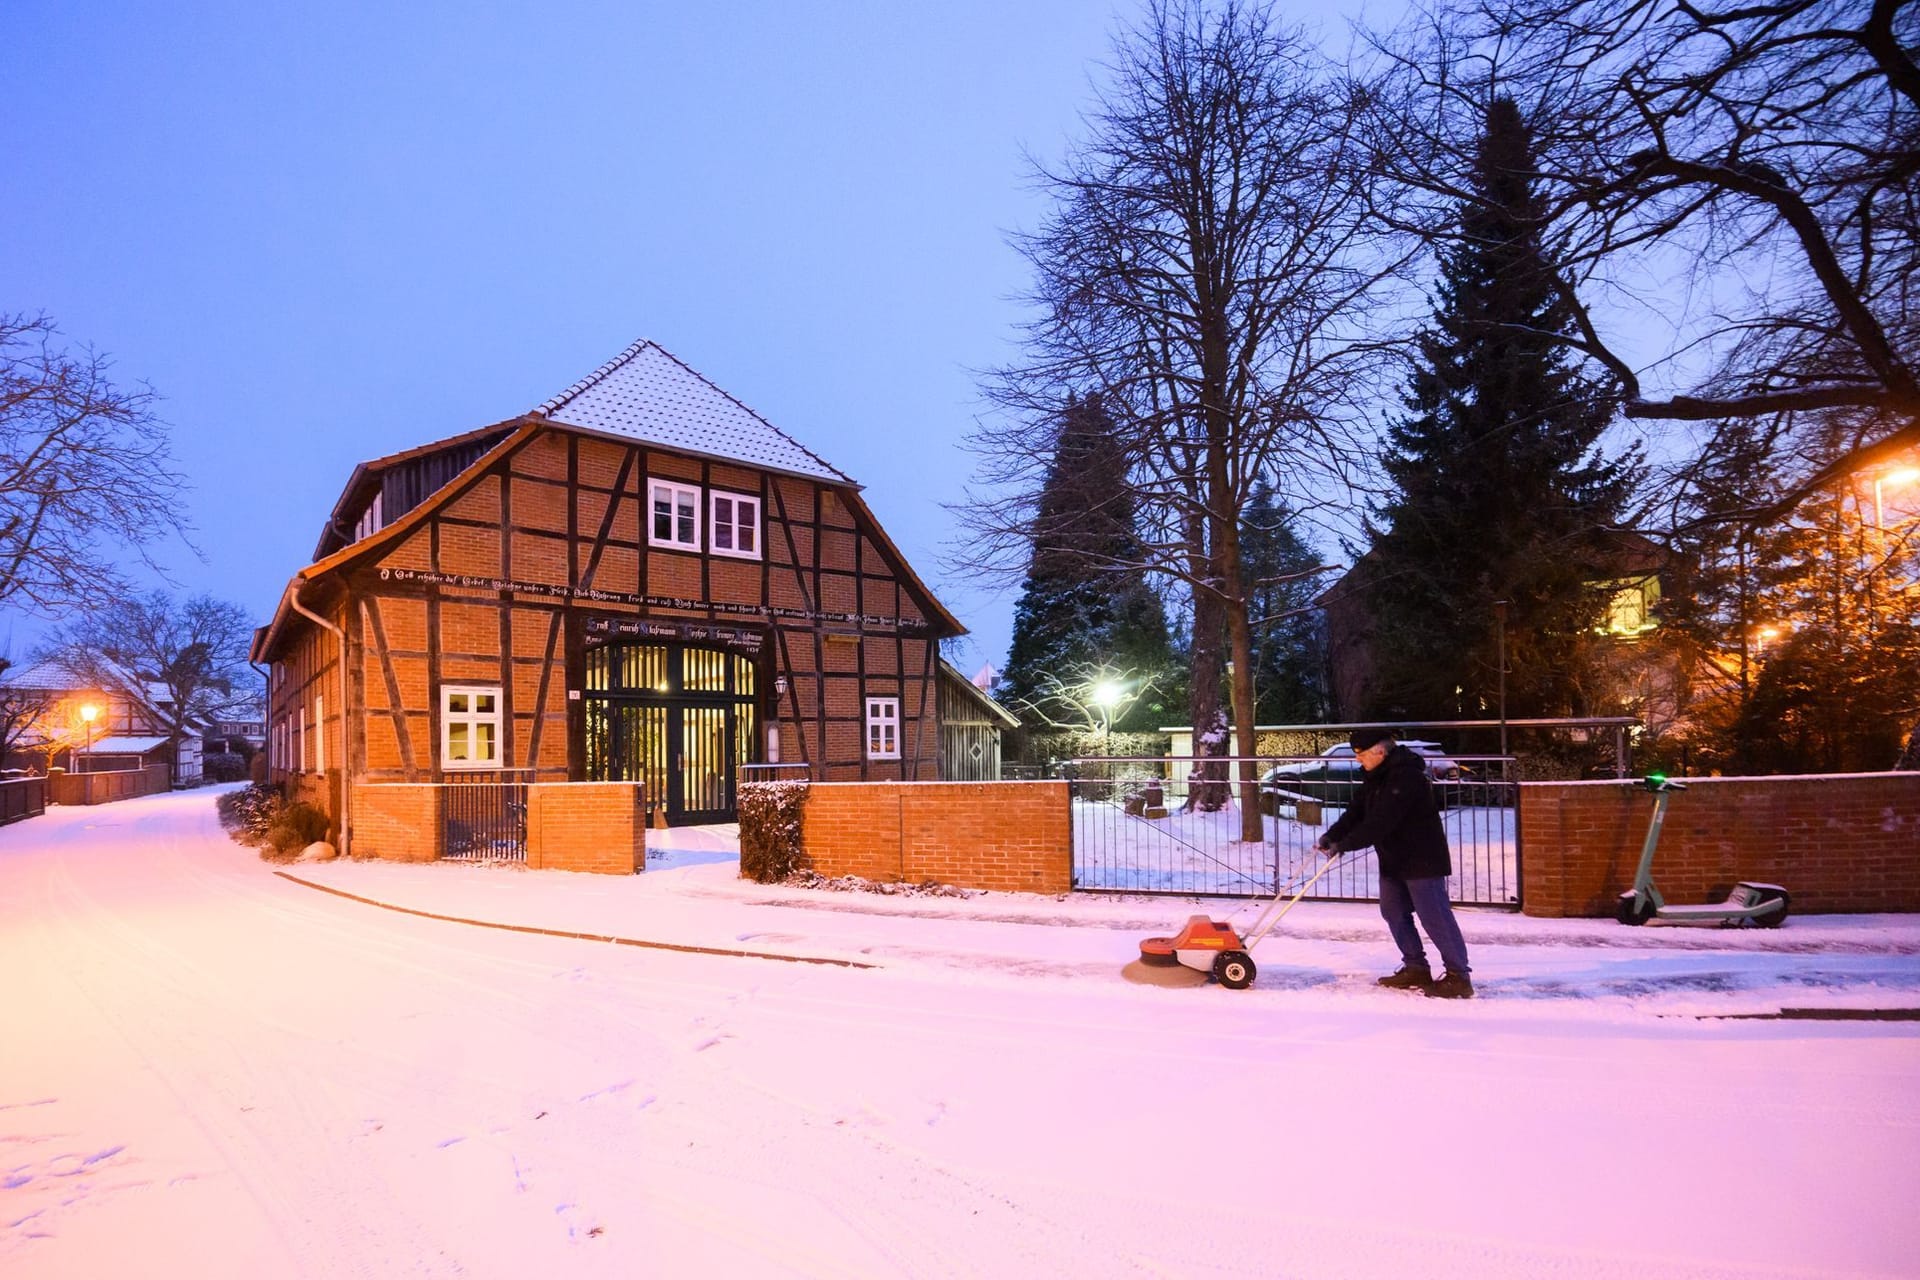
[47, 764, 172, 807]
[0, 776, 48, 825]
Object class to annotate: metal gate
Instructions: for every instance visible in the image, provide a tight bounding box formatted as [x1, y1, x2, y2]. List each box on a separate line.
[1066, 756, 1519, 907]
[582, 639, 758, 825]
[442, 773, 529, 862]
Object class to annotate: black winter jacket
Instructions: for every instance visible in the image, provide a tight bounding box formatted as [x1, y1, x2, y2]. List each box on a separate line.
[1322, 745, 1452, 879]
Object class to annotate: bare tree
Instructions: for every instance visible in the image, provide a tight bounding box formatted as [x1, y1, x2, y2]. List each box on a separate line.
[967, 0, 1412, 838]
[0, 654, 62, 769]
[38, 593, 257, 766]
[1, 313, 192, 614]
[1365, 0, 1920, 521]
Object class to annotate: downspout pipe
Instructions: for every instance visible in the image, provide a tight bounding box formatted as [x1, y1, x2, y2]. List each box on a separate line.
[287, 578, 352, 858]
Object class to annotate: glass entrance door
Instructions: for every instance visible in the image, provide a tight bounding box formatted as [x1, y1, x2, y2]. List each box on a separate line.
[583, 640, 758, 825]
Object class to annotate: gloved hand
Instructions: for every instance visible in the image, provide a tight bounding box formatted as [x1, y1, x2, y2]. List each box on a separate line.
[1315, 835, 1337, 857]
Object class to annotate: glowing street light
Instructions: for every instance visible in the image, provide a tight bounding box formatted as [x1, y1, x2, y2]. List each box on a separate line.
[1872, 466, 1920, 529]
[78, 702, 100, 769]
[1090, 680, 1125, 754]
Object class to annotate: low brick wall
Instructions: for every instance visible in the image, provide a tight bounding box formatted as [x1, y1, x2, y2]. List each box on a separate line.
[527, 782, 645, 875]
[351, 784, 441, 862]
[1519, 772, 1920, 917]
[800, 781, 1072, 894]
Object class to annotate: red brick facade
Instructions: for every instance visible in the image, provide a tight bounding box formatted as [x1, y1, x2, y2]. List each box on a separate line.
[800, 781, 1072, 894]
[1518, 773, 1920, 916]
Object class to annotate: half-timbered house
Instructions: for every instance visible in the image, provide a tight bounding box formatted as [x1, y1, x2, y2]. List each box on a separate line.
[252, 339, 965, 859]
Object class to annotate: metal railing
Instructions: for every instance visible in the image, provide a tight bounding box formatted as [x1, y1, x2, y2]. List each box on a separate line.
[740, 763, 811, 784]
[1064, 755, 1519, 907]
[442, 772, 530, 862]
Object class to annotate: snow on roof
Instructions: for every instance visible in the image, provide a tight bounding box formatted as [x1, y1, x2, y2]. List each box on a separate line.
[1, 659, 86, 691]
[535, 340, 854, 485]
[82, 735, 170, 754]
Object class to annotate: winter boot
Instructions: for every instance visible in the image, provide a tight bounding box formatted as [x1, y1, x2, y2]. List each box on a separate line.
[1425, 970, 1474, 999]
[1376, 964, 1434, 991]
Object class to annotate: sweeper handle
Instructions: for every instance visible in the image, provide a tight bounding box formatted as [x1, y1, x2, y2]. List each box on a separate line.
[1239, 853, 1352, 953]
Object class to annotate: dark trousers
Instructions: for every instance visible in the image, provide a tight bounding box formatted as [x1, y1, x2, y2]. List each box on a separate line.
[1379, 872, 1470, 975]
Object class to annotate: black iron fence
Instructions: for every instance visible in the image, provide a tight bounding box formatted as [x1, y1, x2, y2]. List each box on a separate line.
[739, 763, 811, 784]
[1064, 755, 1519, 907]
[442, 772, 530, 862]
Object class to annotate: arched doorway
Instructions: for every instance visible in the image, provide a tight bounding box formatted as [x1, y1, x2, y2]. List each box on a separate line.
[582, 637, 759, 825]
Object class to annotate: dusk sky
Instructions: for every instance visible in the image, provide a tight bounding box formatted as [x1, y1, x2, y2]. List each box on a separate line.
[3, 1, 1385, 674]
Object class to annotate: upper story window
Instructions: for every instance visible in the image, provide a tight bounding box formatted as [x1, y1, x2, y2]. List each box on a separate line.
[1598, 575, 1661, 639]
[649, 479, 701, 551]
[441, 686, 502, 769]
[710, 491, 761, 559]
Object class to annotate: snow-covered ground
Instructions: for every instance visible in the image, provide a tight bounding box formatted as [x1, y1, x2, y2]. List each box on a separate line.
[4, 786, 1917, 1279]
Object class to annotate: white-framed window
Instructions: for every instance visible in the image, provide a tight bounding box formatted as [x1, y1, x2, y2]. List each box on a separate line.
[295, 710, 306, 773]
[709, 490, 762, 559]
[314, 694, 325, 773]
[648, 479, 701, 550]
[865, 696, 900, 761]
[441, 685, 502, 769]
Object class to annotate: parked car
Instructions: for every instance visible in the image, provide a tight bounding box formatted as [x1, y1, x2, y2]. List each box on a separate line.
[1260, 741, 1471, 809]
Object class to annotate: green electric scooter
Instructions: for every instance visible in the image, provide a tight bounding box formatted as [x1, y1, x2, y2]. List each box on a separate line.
[1615, 774, 1789, 927]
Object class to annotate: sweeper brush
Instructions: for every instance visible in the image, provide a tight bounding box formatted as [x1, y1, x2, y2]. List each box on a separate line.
[1138, 855, 1348, 989]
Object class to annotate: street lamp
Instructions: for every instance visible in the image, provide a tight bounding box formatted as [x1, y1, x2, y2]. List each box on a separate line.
[1091, 680, 1123, 752]
[1873, 466, 1920, 529]
[1492, 600, 1509, 758]
[78, 702, 100, 771]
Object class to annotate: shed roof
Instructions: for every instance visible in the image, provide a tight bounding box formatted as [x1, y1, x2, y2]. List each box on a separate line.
[536, 339, 854, 485]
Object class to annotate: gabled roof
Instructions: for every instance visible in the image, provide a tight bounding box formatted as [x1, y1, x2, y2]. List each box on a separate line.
[535, 340, 855, 485]
[1, 658, 89, 692]
[938, 659, 1020, 729]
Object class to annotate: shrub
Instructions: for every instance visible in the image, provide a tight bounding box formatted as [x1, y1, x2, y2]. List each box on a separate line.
[204, 752, 249, 783]
[217, 783, 284, 846]
[265, 801, 331, 857]
[738, 781, 808, 883]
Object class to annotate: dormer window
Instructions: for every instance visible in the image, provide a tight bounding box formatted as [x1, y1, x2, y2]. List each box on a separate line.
[354, 490, 385, 542]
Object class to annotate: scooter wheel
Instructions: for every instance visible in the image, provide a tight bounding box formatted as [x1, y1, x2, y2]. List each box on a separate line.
[1754, 889, 1790, 928]
[1615, 894, 1655, 926]
[1214, 951, 1256, 990]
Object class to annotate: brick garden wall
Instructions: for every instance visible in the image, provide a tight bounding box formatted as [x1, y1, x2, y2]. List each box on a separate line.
[1519, 773, 1920, 917]
[351, 783, 440, 862]
[526, 782, 645, 875]
[800, 781, 1072, 894]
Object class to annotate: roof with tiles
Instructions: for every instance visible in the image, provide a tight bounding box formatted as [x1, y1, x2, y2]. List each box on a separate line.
[534, 339, 855, 485]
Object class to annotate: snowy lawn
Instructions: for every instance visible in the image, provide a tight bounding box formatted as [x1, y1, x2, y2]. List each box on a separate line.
[3, 786, 1917, 1279]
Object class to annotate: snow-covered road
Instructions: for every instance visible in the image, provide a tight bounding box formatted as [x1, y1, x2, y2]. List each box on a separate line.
[4, 788, 1917, 1278]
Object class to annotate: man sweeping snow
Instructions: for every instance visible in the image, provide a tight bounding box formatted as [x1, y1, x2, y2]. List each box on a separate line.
[1315, 729, 1474, 999]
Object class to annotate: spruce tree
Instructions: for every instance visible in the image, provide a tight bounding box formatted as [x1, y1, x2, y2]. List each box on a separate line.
[1241, 481, 1329, 722]
[1361, 96, 1639, 719]
[1000, 396, 1173, 729]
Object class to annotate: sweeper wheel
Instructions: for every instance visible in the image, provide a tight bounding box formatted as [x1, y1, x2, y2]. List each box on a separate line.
[1213, 950, 1255, 990]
